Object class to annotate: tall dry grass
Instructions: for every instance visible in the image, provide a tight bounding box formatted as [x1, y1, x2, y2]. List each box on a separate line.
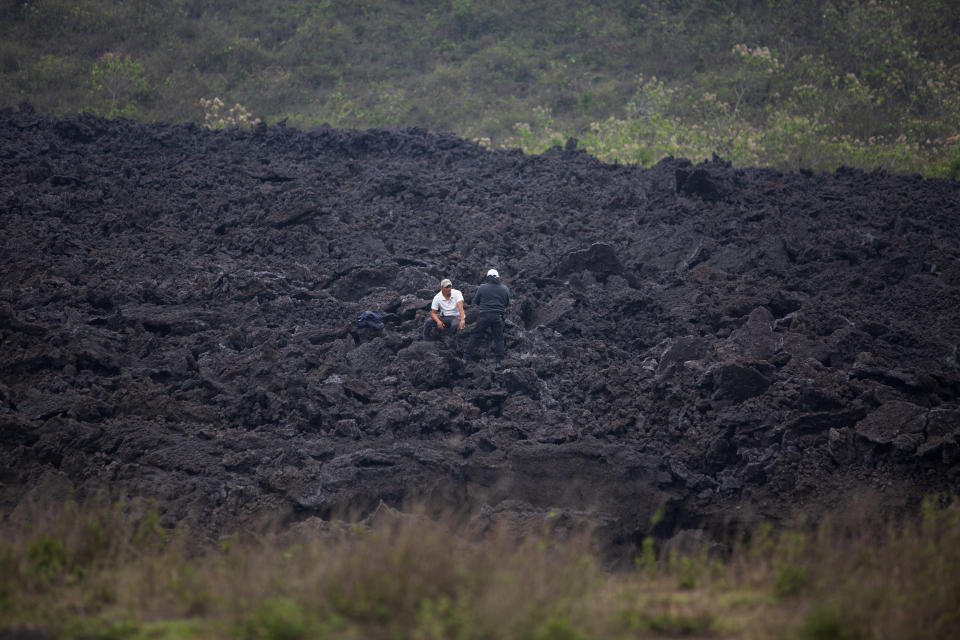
[1, 494, 958, 639]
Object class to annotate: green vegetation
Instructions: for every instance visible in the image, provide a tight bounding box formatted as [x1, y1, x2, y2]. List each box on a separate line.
[2, 495, 960, 639]
[2, 0, 959, 176]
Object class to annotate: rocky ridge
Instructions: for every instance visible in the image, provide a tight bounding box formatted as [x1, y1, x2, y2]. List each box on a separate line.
[2, 103, 959, 553]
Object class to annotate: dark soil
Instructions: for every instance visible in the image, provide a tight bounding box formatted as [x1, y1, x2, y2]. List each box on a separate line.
[2, 102, 959, 555]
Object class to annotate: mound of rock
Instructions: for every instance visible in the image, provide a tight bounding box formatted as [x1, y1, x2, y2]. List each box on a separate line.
[2, 102, 959, 554]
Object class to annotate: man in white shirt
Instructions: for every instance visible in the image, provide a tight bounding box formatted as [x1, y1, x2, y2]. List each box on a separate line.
[423, 278, 466, 341]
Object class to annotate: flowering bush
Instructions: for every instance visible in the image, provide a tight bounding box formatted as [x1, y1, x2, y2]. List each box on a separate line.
[199, 97, 261, 129]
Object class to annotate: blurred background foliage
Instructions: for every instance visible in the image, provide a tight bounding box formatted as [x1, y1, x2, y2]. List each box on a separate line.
[2, 0, 959, 176]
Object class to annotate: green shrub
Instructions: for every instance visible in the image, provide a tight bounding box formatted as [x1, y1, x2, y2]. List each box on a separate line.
[645, 611, 714, 635]
[239, 596, 311, 640]
[614, 605, 714, 636]
[636, 535, 657, 577]
[86, 53, 147, 118]
[413, 596, 476, 640]
[948, 146, 960, 180]
[27, 535, 68, 580]
[796, 604, 861, 640]
[168, 563, 215, 616]
[61, 618, 141, 640]
[774, 563, 809, 598]
[532, 613, 589, 640]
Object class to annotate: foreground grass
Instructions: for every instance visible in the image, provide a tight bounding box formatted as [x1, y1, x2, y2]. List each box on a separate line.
[2, 496, 959, 639]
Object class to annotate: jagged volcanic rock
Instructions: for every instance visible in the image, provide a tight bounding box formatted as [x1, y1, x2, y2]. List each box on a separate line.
[2, 103, 959, 554]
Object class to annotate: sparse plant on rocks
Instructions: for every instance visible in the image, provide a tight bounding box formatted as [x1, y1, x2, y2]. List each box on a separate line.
[86, 53, 147, 118]
[200, 96, 261, 129]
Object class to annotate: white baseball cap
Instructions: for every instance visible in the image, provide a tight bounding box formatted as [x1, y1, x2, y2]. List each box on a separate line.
[487, 269, 499, 277]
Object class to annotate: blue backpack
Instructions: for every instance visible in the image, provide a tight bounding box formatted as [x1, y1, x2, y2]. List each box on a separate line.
[355, 310, 384, 329]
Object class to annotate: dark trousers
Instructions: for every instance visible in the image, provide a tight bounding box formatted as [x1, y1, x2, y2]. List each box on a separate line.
[423, 315, 459, 341]
[464, 312, 504, 362]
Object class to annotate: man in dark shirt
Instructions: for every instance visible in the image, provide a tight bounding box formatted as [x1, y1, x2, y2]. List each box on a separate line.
[464, 268, 511, 365]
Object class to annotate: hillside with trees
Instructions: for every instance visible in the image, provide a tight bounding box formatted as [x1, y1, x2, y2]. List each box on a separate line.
[2, 0, 959, 176]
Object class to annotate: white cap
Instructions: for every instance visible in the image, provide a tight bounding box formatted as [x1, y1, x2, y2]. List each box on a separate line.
[487, 269, 499, 277]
